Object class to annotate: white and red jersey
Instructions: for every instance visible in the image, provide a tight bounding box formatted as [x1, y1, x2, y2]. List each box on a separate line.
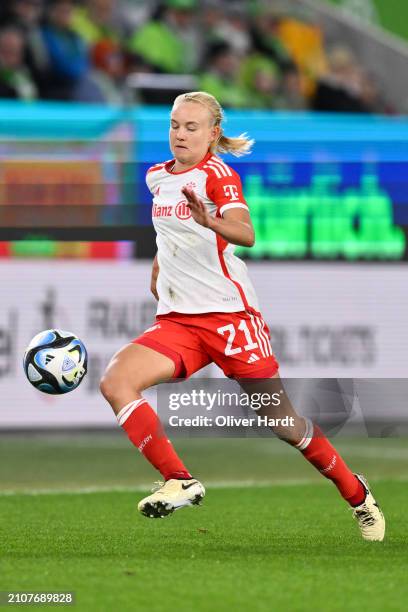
[147, 150, 260, 315]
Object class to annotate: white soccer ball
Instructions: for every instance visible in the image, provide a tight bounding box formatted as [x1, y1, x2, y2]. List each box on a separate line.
[23, 329, 88, 395]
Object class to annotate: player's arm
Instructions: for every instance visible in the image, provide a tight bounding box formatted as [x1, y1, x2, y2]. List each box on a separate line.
[181, 187, 255, 247]
[151, 253, 159, 300]
[209, 207, 254, 247]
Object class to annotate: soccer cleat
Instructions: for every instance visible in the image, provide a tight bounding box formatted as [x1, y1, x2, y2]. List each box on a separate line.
[352, 474, 385, 542]
[138, 478, 205, 519]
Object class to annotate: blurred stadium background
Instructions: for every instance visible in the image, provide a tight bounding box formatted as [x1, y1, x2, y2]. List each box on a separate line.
[1, 1, 408, 610]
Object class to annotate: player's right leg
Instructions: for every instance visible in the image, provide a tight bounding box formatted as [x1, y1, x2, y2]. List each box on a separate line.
[100, 336, 206, 518]
[100, 341, 175, 414]
[100, 342, 192, 478]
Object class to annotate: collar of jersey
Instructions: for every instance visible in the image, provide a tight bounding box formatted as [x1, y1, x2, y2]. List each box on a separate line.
[164, 150, 212, 175]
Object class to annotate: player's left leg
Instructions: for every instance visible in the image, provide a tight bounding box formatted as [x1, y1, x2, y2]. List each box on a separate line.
[239, 375, 385, 542]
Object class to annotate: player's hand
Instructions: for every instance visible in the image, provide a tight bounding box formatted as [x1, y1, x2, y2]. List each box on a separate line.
[181, 187, 211, 228]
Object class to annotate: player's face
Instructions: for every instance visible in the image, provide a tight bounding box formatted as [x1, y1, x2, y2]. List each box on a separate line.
[170, 102, 219, 167]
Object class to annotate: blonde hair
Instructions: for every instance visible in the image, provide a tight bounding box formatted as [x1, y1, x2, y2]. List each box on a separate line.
[172, 91, 254, 157]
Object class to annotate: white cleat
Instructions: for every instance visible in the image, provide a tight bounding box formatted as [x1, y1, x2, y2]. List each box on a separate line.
[352, 474, 385, 542]
[138, 479, 205, 519]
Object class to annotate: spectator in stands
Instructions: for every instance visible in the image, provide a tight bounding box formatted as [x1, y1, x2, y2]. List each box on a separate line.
[239, 53, 281, 109]
[280, 65, 306, 110]
[311, 45, 372, 112]
[249, 7, 295, 75]
[0, 25, 37, 99]
[128, 0, 202, 74]
[200, 3, 223, 47]
[199, 42, 252, 108]
[201, 3, 251, 58]
[117, 0, 149, 33]
[40, 0, 89, 100]
[71, 0, 126, 46]
[358, 69, 392, 114]
[1, 0, 50, 98]
[80, 38, 126, 104]
[275, 7, 328, 99]
[1, 0, 43, 28]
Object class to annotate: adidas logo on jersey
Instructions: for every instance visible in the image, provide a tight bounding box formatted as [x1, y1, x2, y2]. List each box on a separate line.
[247, 353, 260, 364]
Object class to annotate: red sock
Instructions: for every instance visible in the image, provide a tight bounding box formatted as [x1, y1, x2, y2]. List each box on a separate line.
[296, 419, 365, 506]
[117, 399, 192, 481]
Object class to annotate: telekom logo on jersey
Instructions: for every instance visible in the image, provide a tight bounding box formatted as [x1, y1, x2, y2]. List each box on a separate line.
[152, 200, 192, 220]
[223, 184, 239, 200]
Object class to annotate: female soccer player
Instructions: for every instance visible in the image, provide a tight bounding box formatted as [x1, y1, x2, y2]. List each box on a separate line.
[100, 91, 385, 541]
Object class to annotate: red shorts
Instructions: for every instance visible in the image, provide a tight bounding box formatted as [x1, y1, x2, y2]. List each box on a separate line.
[133, 310, 279, 380]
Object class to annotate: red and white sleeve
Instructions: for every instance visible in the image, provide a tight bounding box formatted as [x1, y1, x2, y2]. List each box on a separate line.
[206, 168, 248, 217]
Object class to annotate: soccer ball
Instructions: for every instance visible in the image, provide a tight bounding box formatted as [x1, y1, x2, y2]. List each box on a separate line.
[23, 329, 88, 395]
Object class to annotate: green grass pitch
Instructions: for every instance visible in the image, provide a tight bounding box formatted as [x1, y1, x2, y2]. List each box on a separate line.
[1, 434, 407, 611]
